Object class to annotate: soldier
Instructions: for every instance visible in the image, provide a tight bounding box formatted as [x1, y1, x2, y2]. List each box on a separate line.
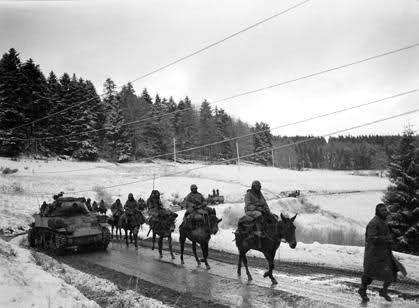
[183, 184, 208, 224]
[99, 200, 107, 215]
[138, 197, 147, 211]
[358, 203, 406, 302]
[124, 193, 138, 215]
[244, 180, 271, 237]
[85, 198, 93, 211]
[124, 193, 142, 226]
[92, 200, 99, 212]
[147, 190, 172, 228]
[111, 199, 123, 216]
[40, 201, 48, 216]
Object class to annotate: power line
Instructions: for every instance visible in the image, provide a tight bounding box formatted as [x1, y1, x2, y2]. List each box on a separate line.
[6, 0, 311, 132]
[11, 41, 419, 142]
[136, 89, 417, 161]
[212, 42, 419, 103]
[20, 88, 418, 173]
[61, 108, 418, 194]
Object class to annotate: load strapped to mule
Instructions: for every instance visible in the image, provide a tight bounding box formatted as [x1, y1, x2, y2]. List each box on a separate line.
[28, 196, 111, 254]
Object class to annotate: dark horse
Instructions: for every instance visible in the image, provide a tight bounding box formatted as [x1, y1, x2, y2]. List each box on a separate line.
[235, 213, 297, 285]
[107, 211, 123, 240]
[147, 212, 178, 259]
[179, 208, 222, 270]
[118, 211, 146, 248]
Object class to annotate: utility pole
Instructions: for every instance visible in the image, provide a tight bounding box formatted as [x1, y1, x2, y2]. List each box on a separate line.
[271, 149, 275, 168]
[288, 155, 292, 169]
[236, 141, 240, 165]
[173, 137, 176, 163]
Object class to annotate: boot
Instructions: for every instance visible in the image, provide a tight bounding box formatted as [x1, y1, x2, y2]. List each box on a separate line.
[357, 287, 369, 302]
[379, 289, 392, 302]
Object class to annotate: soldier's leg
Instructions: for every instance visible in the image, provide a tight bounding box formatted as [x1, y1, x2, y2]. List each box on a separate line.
[379, 281, 392, 301]
[358, 275, 372, 301]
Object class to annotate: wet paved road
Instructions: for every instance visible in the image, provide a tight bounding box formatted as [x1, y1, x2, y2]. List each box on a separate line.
[63, 242, 418, 308]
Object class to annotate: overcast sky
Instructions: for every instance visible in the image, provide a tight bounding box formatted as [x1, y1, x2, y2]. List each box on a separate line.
[1, 0, 418, 136]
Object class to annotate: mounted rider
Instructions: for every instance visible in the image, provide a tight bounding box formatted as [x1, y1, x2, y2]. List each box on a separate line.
[85, 198, 93, 211]
[111, 198, 124, 217]
[124, 193, 143, 225]
[243, 180, 271, 237]
[99, 200, 107, 214]
[183, 184, 209, 227]
[147, 190, 175, 231]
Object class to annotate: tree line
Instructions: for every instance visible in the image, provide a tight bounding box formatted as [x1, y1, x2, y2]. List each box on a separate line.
[0, 48, 416, 171]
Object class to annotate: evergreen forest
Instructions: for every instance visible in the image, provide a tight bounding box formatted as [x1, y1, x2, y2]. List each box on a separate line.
[1, 48, 417, 171]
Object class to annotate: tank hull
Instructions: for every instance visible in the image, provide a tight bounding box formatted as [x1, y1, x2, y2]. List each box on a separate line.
[29, 213, 111, 254]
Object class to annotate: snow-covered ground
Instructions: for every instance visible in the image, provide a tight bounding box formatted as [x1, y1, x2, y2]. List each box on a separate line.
[1, 156, 418, 306]
[0, 235, 171, 308]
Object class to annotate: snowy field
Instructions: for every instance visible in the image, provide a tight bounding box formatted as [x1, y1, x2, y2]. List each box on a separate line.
[1, 156, 419, 307]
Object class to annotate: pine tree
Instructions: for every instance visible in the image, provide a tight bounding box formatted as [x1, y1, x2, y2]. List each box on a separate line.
[20, 59, 50, 155]
[252, 122, 272, 165]
[199, 100, 216, 159]
[174, 97, 199, 159]
[214, 107, 234, 159]
[0, 48, 26, 156]
[383, 127, 419, 254]
[103, 78, 132, 162]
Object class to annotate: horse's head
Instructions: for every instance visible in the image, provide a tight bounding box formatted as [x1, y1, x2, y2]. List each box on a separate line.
[208, 208, 222, 235]
[279, 213, 297, 249]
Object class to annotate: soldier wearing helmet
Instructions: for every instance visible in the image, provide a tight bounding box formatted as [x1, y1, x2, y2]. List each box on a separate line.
[183, 184, 207, 223]
[124, 193, 139, 216]
[244, 180, 271, 237]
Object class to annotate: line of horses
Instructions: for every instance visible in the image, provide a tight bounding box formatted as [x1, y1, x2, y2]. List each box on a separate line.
[106, 205, 297, 284]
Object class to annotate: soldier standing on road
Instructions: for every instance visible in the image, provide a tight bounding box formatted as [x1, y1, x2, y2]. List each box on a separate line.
[358, 203, 407, 302]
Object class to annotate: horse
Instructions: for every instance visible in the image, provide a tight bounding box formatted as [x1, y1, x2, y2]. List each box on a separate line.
[179, 208, 222, 270]
[108, 211, 123, 240]
[235, 213, 297, 285]
[118, 211, 146, 248]
[147, 212, 178, 259]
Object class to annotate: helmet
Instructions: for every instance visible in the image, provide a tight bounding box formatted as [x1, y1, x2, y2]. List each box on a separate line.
[251, 180, 261, 187]
[190, 184, 198, 190]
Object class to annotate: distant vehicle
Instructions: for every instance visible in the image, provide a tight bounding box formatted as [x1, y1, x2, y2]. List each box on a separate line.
[28, 197, 110, 254]
[207, 195, 225, 205]
[287, 190, 300, 198]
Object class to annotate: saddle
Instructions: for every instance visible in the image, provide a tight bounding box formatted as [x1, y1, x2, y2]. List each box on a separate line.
[236, 213, 278, 239]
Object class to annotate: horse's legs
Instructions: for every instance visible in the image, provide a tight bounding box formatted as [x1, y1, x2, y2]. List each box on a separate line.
[133, 227, 139, 249]
[192, 241, 201, 266]
[237, 251, 243, 277]
[168, 235, 175, 260]
[263, 251, 277, 285]
[201, 241, 210, 270]
[180, 234, 186, 265]
[242, 252, 252, 281]
[158, 236, 163, 258]
[124, 228, 129, 246]
[152, 231, 156, 250]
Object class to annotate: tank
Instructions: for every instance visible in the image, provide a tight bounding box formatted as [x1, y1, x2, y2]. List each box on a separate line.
[28, 197, 111, 254]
